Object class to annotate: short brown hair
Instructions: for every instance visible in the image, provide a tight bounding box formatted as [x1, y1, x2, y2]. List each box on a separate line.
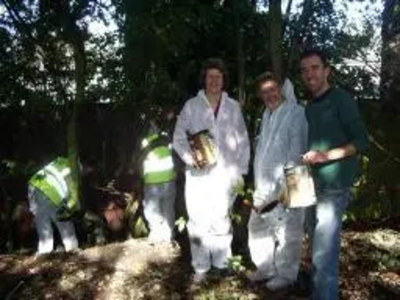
[255, 71, 281, 89]
[300, 49, 330, 67]
[199, 58, 228, 89]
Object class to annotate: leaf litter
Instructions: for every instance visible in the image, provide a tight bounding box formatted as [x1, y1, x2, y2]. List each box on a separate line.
[0, 228, 398, 300]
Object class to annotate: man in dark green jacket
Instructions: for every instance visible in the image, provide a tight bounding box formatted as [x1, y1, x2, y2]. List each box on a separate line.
[300, 49, 369, 300]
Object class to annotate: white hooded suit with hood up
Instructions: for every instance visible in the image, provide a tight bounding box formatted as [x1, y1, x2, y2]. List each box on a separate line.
[248, 79, 307, 282]
[174, 90, 250, 274]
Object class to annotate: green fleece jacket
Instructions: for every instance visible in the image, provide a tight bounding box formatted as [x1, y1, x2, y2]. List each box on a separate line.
[305, 87, 369, 189]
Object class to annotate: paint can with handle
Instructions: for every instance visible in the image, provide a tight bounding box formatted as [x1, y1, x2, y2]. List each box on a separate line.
[283, 163, 317, 208]
[187, 129, 217, 168]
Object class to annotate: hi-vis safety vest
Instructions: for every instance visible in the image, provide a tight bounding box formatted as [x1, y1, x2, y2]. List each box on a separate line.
[141, 133, 176, 184]
[29, 157, 76, 209]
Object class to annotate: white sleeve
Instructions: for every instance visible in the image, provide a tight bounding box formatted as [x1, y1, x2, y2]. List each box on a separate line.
[288, 108, 308, 165]
[262, 109, 308, 205]
[235, 106, 250, 175]
[173, 101, 195, 166]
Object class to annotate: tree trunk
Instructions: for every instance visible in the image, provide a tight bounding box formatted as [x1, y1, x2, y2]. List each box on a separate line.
[231, 0, 247, 104]
[122, 0, 136, 106]
[58, 0, 89, 209]
[286, 0, 314, 75]
[123, 0, 151, 111]
[282, 0, 294, 35]
[268, 0, 283, 81]
[250, 0, 257, 11]
[67, 31, 86, 209]
[381, 0, 400, 112]
[237, 29, 246, 105]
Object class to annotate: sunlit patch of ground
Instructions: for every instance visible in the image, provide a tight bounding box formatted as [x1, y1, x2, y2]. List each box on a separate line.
[0, 229, 399, 300]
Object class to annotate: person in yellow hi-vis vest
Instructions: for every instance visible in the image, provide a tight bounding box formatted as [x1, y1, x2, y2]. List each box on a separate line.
[141, 121, 176, 243]
[28, 157, 79, 254]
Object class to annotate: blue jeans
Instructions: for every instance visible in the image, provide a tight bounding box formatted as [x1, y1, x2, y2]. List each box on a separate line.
[308, 188, 351, 300]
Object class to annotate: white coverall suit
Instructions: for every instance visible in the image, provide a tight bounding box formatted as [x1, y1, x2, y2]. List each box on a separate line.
[248, 79, 308, 283]
[173, 90, 250, 274]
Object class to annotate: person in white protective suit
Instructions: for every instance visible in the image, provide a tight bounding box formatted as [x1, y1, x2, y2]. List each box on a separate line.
[173, 59, 250, 284]
[247, 72, 308, 291]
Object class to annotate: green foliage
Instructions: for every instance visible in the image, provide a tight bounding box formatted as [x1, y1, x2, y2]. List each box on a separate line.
[370, 249, 400, 271]
[0, 0, 398, 228]
[347, 102, 400, 220]
[0, 0, 381, 109]
[229, 212, 243, 225]
[175, 216, 187, 233]
[232, 178, 253, 200]
[227, 255, 246, 273]
[1, 159, 37, 177]
[131, 216, 149, 238]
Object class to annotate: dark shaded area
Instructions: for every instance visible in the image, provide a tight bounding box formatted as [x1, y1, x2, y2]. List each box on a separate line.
[0, 104, 148, 253]
[0, 249, 119, 299]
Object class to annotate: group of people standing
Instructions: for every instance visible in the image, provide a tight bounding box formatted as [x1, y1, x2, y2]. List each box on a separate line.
[26, 48, 369, 300]
[172, 49, 368, 299]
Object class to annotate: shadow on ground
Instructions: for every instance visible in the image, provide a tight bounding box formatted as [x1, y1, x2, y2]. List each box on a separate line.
[0, 226, 399, 300]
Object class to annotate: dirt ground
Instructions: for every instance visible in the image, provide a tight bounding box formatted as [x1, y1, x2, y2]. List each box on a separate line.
[0, 227, 399, 300]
